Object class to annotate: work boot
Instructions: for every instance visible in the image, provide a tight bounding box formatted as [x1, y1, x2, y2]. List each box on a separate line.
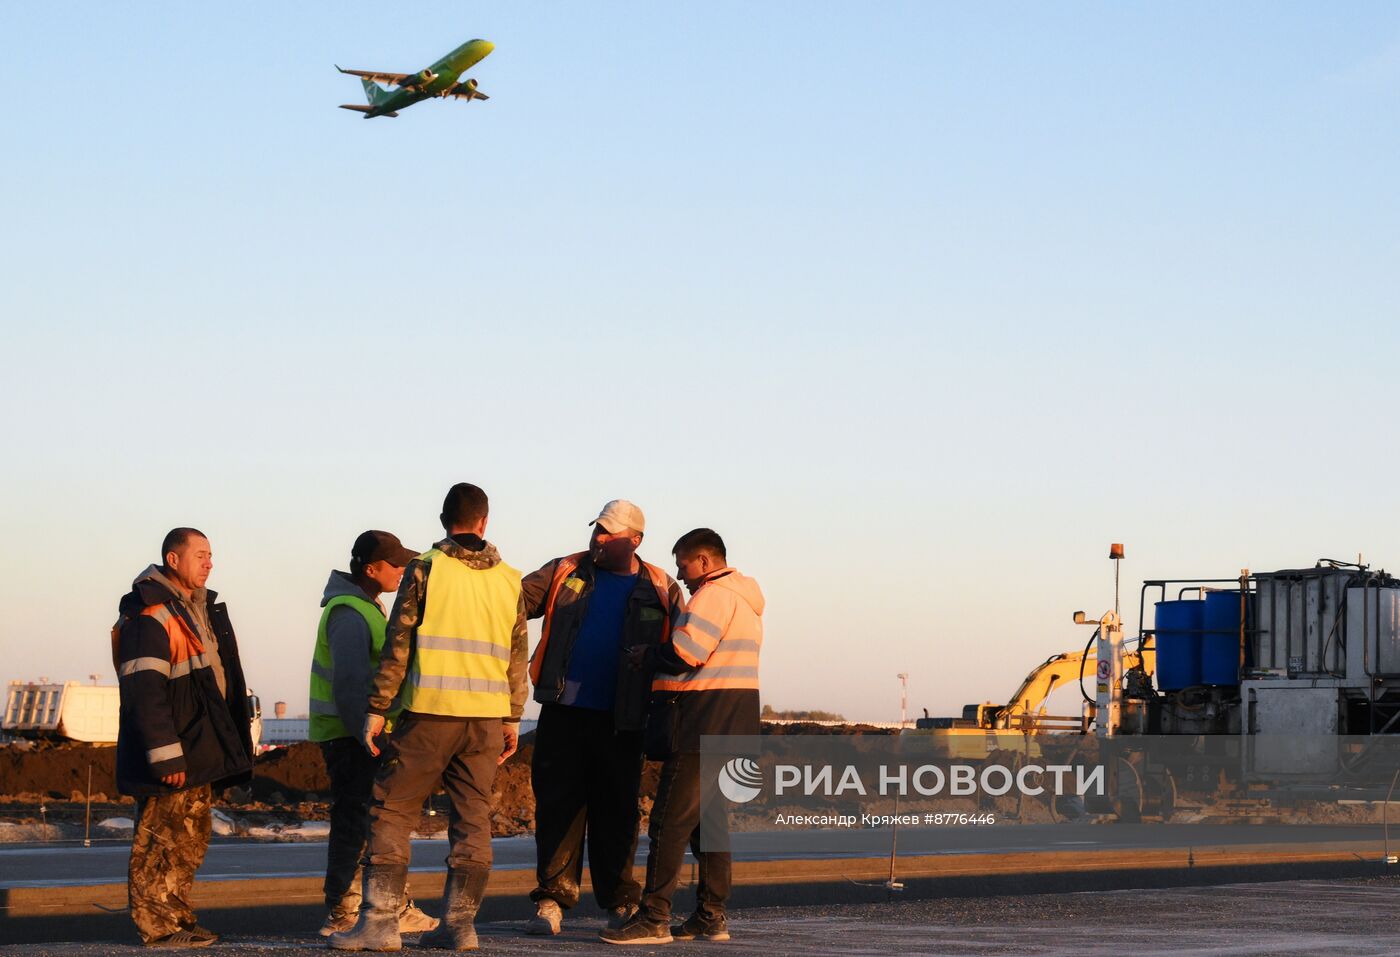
[320, 908, 358, 937]
[525, 898, 563, 936]
[147, 927, 218, 947]
[672, 911, 730, 941]
[398, 899, 440, 935]
[418, 864, 489, 950]
[605, 903, 639, 931]
[599, 911, 673, 946]
[322, 869, 365, 936]
[329, 863, 406, 951]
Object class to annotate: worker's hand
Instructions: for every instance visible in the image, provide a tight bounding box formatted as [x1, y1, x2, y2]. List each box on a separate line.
[499, 723, 519, 765]
[160, 771, 186, 788]
[362, 713, 387, 757]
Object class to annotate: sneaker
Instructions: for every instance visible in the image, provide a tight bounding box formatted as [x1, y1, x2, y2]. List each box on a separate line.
[146, 928, 218, 948]
[318, 909, 358, 937]
[672, 912, 730, 942]
[600, 913, 673, 946]
[397, 898, 440, 934]
[606, 903, 639, 930]
[526, 898, 563, 936]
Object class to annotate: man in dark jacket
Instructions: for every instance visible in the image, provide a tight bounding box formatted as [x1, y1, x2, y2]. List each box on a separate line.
[522, 500, 684, 936]
[113, 527, 254, 948]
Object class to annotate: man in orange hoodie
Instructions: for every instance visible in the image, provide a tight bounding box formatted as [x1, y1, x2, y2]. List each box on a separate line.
[602, 528, 764, 946]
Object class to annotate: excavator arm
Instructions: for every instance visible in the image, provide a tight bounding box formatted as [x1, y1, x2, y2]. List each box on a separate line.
[987, 645, 1154, 730]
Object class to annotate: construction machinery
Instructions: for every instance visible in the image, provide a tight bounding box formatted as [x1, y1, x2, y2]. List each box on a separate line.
[4, 680, 264, 749]
[3, 681, 120, 743]
[913, 644, 1155, 759]
[916, 547, 1400, 819]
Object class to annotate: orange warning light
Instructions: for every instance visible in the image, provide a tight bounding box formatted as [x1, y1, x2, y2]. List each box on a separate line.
[1109, 543, 1125, 560]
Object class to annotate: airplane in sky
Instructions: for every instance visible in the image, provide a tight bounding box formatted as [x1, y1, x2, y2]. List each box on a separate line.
[337, 38, 493, 118]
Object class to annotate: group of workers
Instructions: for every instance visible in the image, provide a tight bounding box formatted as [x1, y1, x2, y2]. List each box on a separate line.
[112, 483, 764, 950]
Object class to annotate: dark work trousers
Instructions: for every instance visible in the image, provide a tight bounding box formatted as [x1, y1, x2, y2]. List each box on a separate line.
[530, 703, 645, 910]
[367, 712, 502, 868]
[128, 784, 213, 944]
[641, 751, 731, 923]
[320, 737, 378, 911]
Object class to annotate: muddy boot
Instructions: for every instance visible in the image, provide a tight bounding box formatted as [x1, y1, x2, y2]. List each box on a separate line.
[320, 906, 359, 938]
[321, 872, 364, 937]
[418, 864, 489, 951]
[329, 863, 406, 951]
[398, 898, 440, 935]
[526, 898, 562, 936]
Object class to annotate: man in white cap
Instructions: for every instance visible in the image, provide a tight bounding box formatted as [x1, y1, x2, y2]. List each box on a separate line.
[521, 500, 684, 936]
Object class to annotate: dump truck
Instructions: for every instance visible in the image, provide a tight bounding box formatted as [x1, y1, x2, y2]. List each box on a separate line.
[3, 680, 263, 748]
[3, 681, 120, 743]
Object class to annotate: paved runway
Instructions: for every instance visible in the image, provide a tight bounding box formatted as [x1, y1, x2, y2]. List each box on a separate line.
[1, 823, 1389, 888]
[4, 876, 1400, 955]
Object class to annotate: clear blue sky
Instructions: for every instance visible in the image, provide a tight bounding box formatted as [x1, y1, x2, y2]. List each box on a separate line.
[3, 2, 1399, 722]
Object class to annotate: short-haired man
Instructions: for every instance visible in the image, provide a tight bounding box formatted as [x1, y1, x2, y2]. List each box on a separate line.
[603, 528, 764, 945]
[113, 528, 255, 948]
[522, 500, 683, 936]
[309, 531, 438, 938]
[331, 483, 529, 952]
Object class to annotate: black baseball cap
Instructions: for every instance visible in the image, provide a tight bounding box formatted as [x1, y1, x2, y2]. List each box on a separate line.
[352, 530, 419, 568]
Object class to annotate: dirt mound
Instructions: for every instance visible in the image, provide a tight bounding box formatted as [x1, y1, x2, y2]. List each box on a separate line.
[0, 732, 581, 838]
[249, 741, 330, 802]
[763, 722, 897, 736]
[1, 723, 879, 837]
[0, 741, 118, 801]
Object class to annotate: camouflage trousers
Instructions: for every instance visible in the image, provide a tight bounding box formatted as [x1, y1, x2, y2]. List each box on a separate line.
[128, 784, 213, 944]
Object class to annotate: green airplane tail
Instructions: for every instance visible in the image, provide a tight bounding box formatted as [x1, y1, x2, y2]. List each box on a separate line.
[361, 78, 392, 107]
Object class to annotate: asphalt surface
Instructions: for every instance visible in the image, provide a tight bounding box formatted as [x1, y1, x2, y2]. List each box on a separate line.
[3, 876, 1399, 955]
[2, 823, 1390, 889]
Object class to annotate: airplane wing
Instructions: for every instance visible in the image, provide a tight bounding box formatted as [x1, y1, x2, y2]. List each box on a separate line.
[446, 80, 489, 101]
[335, 65, 411, 86]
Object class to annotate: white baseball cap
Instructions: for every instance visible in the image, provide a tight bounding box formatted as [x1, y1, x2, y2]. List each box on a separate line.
[590, 499, 646, 534]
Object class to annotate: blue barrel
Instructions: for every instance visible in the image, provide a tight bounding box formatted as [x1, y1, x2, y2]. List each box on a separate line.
[1202, 590, 1252, 686]
[1155, 599, 1203, 691]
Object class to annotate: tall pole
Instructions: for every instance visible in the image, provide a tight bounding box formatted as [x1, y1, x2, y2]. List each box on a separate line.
[897, 673, 909, 728]
[1110, 543, 1124, 619]
[84, 764, 93, 848]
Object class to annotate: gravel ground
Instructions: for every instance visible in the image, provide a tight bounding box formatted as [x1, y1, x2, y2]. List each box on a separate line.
[6, 875, 1400, 956]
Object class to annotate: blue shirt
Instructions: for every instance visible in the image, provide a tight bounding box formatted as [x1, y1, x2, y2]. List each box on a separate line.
[561, 569, 639, 711]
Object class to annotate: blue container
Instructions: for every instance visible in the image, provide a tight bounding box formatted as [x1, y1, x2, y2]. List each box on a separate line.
[1202, 590, 1252, 686]
[1155, 599, 1203, 691]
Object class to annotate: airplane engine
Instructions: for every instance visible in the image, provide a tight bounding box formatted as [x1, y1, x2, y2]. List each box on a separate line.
[408, 69, 437, 89]
[450, 78, 486, 100]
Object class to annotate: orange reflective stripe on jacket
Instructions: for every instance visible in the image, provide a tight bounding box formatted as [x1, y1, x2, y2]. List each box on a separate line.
[113, 602, 214, 683]
[528, 551, 675, 684]
[653, 568, 763, 692]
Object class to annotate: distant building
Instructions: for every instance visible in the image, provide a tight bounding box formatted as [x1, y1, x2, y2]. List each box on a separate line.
[261, 717, 310, 746]
[257, 717, 539, 748]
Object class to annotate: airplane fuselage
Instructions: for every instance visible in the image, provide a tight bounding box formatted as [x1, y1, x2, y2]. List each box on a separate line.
[364, 39, 493, 117]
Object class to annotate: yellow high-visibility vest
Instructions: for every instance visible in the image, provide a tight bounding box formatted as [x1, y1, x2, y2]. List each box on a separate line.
[309, 595, 402, 742]
[402, 548, 520, 717]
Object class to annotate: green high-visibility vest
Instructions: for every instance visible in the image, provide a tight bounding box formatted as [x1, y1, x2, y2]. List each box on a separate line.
[401, 549, 521, 718]
[309, 593, 397, 741]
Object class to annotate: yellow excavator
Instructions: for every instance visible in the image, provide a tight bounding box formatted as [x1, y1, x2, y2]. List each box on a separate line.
[908, 642, 1155, 759]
